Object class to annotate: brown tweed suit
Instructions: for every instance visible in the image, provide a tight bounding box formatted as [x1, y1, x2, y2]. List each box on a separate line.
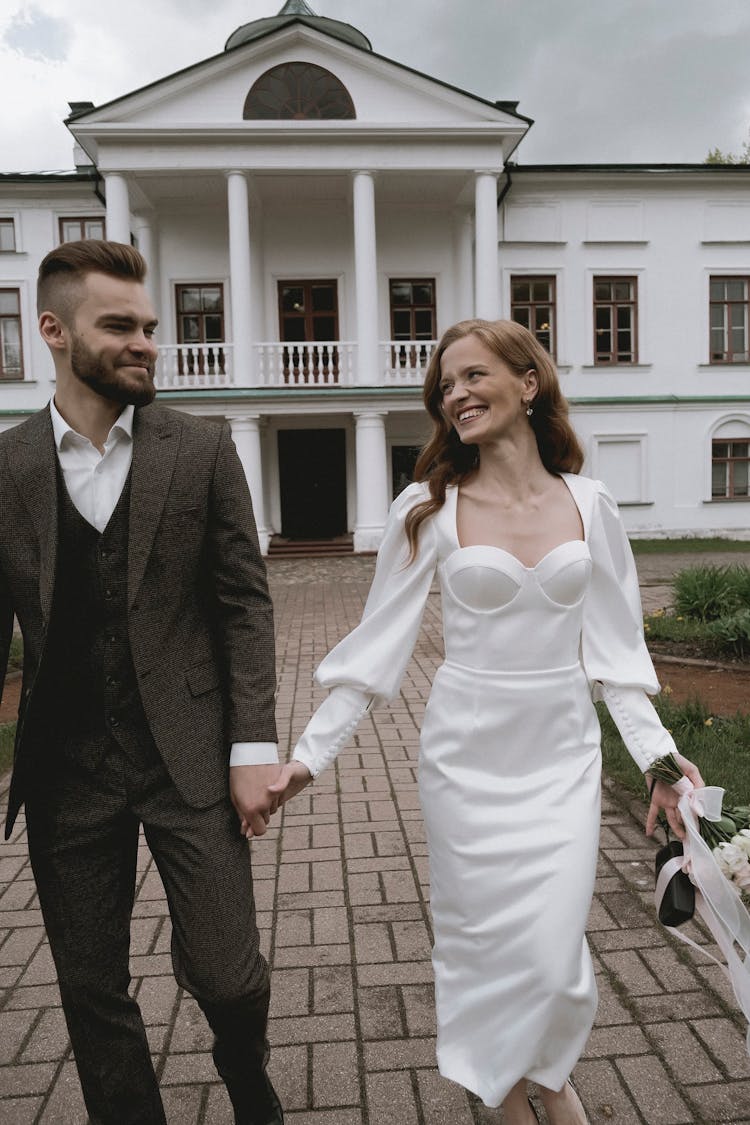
[0, 402, 280, 1124]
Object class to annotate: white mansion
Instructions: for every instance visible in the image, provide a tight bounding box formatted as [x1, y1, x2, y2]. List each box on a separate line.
[1, 0, 749, 551]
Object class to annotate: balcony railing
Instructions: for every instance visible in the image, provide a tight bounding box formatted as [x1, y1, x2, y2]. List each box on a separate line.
[155, 339, 437, 389]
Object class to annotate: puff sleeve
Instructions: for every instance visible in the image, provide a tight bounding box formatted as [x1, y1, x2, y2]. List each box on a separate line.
[580, 478, 678, 772]
[293, 483, 439, 778]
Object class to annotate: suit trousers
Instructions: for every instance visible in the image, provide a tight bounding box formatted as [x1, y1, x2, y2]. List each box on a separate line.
[25, 736, 272, 1125]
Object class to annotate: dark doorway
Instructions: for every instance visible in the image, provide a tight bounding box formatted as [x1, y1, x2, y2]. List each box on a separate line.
[278, 429, 347, 539]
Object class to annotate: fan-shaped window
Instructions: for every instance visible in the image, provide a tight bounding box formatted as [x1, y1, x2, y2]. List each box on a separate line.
[243, 62, 355, 120]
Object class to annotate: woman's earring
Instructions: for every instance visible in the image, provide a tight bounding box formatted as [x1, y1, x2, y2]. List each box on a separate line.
[525, 402, 534, 417]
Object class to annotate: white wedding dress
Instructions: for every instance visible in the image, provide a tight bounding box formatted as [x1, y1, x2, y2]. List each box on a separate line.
[293, 473, 678, 1107]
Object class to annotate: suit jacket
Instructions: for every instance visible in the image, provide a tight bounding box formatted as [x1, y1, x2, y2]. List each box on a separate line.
[0, 403, 278, 836]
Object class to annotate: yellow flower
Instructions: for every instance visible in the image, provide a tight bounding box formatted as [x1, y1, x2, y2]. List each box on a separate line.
[704, 717, 714, 727]
[644, 623, 650, 631]
[662, 684, 673, 695]
[676, 616, 684, 621]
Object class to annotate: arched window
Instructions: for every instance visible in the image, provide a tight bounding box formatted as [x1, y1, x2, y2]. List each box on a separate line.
[243, 62, 355, 120]
[711, 418, 750, 500]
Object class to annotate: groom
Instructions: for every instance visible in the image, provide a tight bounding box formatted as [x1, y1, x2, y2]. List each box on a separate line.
[0, 240, 283, 1123]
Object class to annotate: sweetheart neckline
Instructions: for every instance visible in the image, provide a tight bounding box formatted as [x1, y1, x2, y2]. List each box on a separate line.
[447, 539, 589, 572]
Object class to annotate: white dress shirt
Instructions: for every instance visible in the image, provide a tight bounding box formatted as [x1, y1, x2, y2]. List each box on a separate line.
[49, 398, 278, 768]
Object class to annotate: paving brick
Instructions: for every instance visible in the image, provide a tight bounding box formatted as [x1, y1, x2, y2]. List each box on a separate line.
[572, 1058, 640, 1122]
[353, 923, 393, 964]
[366, 1069, 419, 1125]
[160, 1050, 216, 1085]
[0, 1096, 44, 1124]
[415, 1069, 476, 1123]
[357, 962, 434, 987]
[616, 1055, 693, 1123]
[312, 1041, 360, 1107]
[0, 1010, 35, 1065]
[356, 984, 404, 1039]
[0, 928, 45, 967]
[0, 1061, 58, 1096]
[691, 1016, 750, 1078]
[268, 1043, 309, 1111]
[391, 919, 432, 961]
[276, 911, 313, 948]
[582, 1023, 649, 1058]
[364, 1037, 437, 1071]
[168, 995, 214, 1053]
[599, 949, 663, 996]
[18, 1009, 69, 1064]
[688, 1080, 750, 1120]
[312, 965, 354, 1013]
[270, 968, 311, 1018]
[646, 1021, 722, 1084]
[402, 983, 437, 1037]
[312, 907, 348, 945]
[37, 1060, 87, 1123]
[311, 860, 344, 891]
[630, 989, 723, 1023]
[270, 1013, 357, 1046]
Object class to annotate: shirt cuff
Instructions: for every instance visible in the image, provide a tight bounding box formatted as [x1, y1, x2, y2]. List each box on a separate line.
[230, 742, 280, 767]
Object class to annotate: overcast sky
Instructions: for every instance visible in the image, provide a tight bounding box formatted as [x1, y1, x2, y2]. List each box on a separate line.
[1, 0, 749, 173]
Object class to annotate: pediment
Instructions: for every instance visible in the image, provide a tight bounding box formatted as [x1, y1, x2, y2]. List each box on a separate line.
[68, 22, 526, 134]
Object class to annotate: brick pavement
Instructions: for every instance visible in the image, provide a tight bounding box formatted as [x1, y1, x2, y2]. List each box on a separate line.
[1, 555, 750, 1123]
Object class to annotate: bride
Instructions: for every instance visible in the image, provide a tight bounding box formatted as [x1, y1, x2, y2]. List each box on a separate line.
[269, 319, 703, 1124]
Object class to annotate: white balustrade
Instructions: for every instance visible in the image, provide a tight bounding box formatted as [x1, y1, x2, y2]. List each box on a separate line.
[156, 344, 233, 389]
[255, 342, 355, 387]
[382, 340, 437, 384]
[156, 339, 435, 389]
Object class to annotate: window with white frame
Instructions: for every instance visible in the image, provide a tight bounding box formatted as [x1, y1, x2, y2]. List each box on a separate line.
[59, 216, 106, 243]
[709, 277, 749, 363]
[0, 219, 16, 252]
[712, 439, 749, 499]
[0, 289, 23, 379]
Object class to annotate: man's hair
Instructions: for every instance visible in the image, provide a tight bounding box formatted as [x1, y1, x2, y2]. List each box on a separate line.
[37, 239, 147, 323]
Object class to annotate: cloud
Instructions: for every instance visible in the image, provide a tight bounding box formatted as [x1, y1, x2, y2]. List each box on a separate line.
[2, 4, 72, 63]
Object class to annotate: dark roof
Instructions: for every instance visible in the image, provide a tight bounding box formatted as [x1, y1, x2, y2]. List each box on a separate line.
[225, 0, 372, 53]
[509, 162, 750, 173]
[0, 169, 99, 182]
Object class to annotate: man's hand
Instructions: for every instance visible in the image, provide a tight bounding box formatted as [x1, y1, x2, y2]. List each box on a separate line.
[645, 752, 705, 839]
[268, 761, 313, 807]
[230, 763, 283, 839]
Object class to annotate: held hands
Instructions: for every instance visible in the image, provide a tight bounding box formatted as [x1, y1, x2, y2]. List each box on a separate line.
[645, 752, 705, 840]
[229, 761, 314, 839]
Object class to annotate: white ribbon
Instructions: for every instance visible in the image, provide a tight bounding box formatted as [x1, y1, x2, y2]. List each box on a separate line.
[657, 779, 750, 1054]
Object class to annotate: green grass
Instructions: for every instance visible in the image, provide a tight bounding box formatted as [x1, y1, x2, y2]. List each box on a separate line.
[8, 636, 22, 673]
[643, 612, 713, 645]
[0, 722, 15, 776]
[600, 698, 750, 806]
[630, 538, 750, 555]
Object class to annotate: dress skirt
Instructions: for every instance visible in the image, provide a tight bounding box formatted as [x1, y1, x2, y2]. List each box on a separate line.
[418, 658, 602, 1107]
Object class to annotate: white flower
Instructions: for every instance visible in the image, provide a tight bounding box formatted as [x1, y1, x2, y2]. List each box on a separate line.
[735, 830, 750, 858]
[717, 842, 749, 877]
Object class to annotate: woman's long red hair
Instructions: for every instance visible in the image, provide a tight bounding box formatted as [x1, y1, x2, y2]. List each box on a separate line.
[404, 318, 584, 559]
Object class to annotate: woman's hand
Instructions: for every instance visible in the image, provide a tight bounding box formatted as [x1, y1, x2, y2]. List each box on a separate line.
[645, 752, 705, 839]
[268, 761, 314, 807]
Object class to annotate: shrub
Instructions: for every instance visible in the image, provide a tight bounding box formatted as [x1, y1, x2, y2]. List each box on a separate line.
[673, 564, 739, 622]
[709, 608, 750, 659]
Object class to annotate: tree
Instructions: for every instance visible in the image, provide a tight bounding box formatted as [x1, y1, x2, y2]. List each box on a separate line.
[705, 138, 750, 164]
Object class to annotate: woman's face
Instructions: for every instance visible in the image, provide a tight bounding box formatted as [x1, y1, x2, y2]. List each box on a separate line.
[438, 335, 536, 446]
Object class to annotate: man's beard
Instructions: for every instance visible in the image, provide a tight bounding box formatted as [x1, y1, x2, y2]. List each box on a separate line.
[70, 336, 156, 407]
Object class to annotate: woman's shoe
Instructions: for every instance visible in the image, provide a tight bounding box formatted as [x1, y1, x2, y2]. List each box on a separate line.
[527, 1098, 541, 1123]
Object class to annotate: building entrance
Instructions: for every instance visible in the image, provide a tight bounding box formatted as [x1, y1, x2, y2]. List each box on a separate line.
[278, 428, 347, 539]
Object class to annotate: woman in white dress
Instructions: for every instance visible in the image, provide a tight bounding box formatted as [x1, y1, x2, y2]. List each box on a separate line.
[269, 319, 703, 1125]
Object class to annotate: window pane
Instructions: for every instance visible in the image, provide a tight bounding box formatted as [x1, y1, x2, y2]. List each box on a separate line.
[512, 280, 530, 302]
[0, 221, 15, 251]
[710, 279, 726, 301]
[282, 316, 306, 342]
[179, 289, 201, 313]
[412, 283, 433, 305]
[512, 308, 530, 329]
[180, 316, 200, 342]
[281, 287, 305, 312]
[60, 220, 81, 242]
[726, 279, 746, 301]
[204, 315, 223, 342]
[731, 442, 749, 458]
[0, 291, 19, 315]
[392, 310, 411, 338]
[712, 462, 728, 496]
[312, 286, 335, 312]
[312, 316, 335, 341]
[614, 281, 633, 302]
[84, 219, 105, 239]
[531, 280, 551, 302]
[734, 461, 749, 495]
[414, 310, 434, 338]
[390, 283, 412, 306]
[594, 281, 612, 301]
[617, 306, 632, 331]
[201, 288, 222, 312]
[713, 442, 729, 458]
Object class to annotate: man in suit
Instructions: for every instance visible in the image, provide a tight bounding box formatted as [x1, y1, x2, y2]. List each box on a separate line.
[0, 240, 284, 1123]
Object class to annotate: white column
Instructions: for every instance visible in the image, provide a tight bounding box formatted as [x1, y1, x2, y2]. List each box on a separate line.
[353, 412, 389, 552]
[474, 171, 500, 319]
[226, 171, 253, 387]
[227, 414, 269, 555]
[453, 209, 474, 323]
[132, 213, 160, 311]
[352, 170, 379, 385]
[104, 173, 131, 244]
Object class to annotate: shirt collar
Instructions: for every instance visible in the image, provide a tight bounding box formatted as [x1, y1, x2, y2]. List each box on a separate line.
[50, 397, 135, 452]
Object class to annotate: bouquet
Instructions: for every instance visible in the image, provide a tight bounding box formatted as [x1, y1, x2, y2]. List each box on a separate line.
[649, 752, 750, 895]
[648, 752, 750, 1053]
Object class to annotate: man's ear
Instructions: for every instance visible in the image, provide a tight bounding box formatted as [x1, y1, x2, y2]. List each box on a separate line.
[38, 311, 68, 351]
